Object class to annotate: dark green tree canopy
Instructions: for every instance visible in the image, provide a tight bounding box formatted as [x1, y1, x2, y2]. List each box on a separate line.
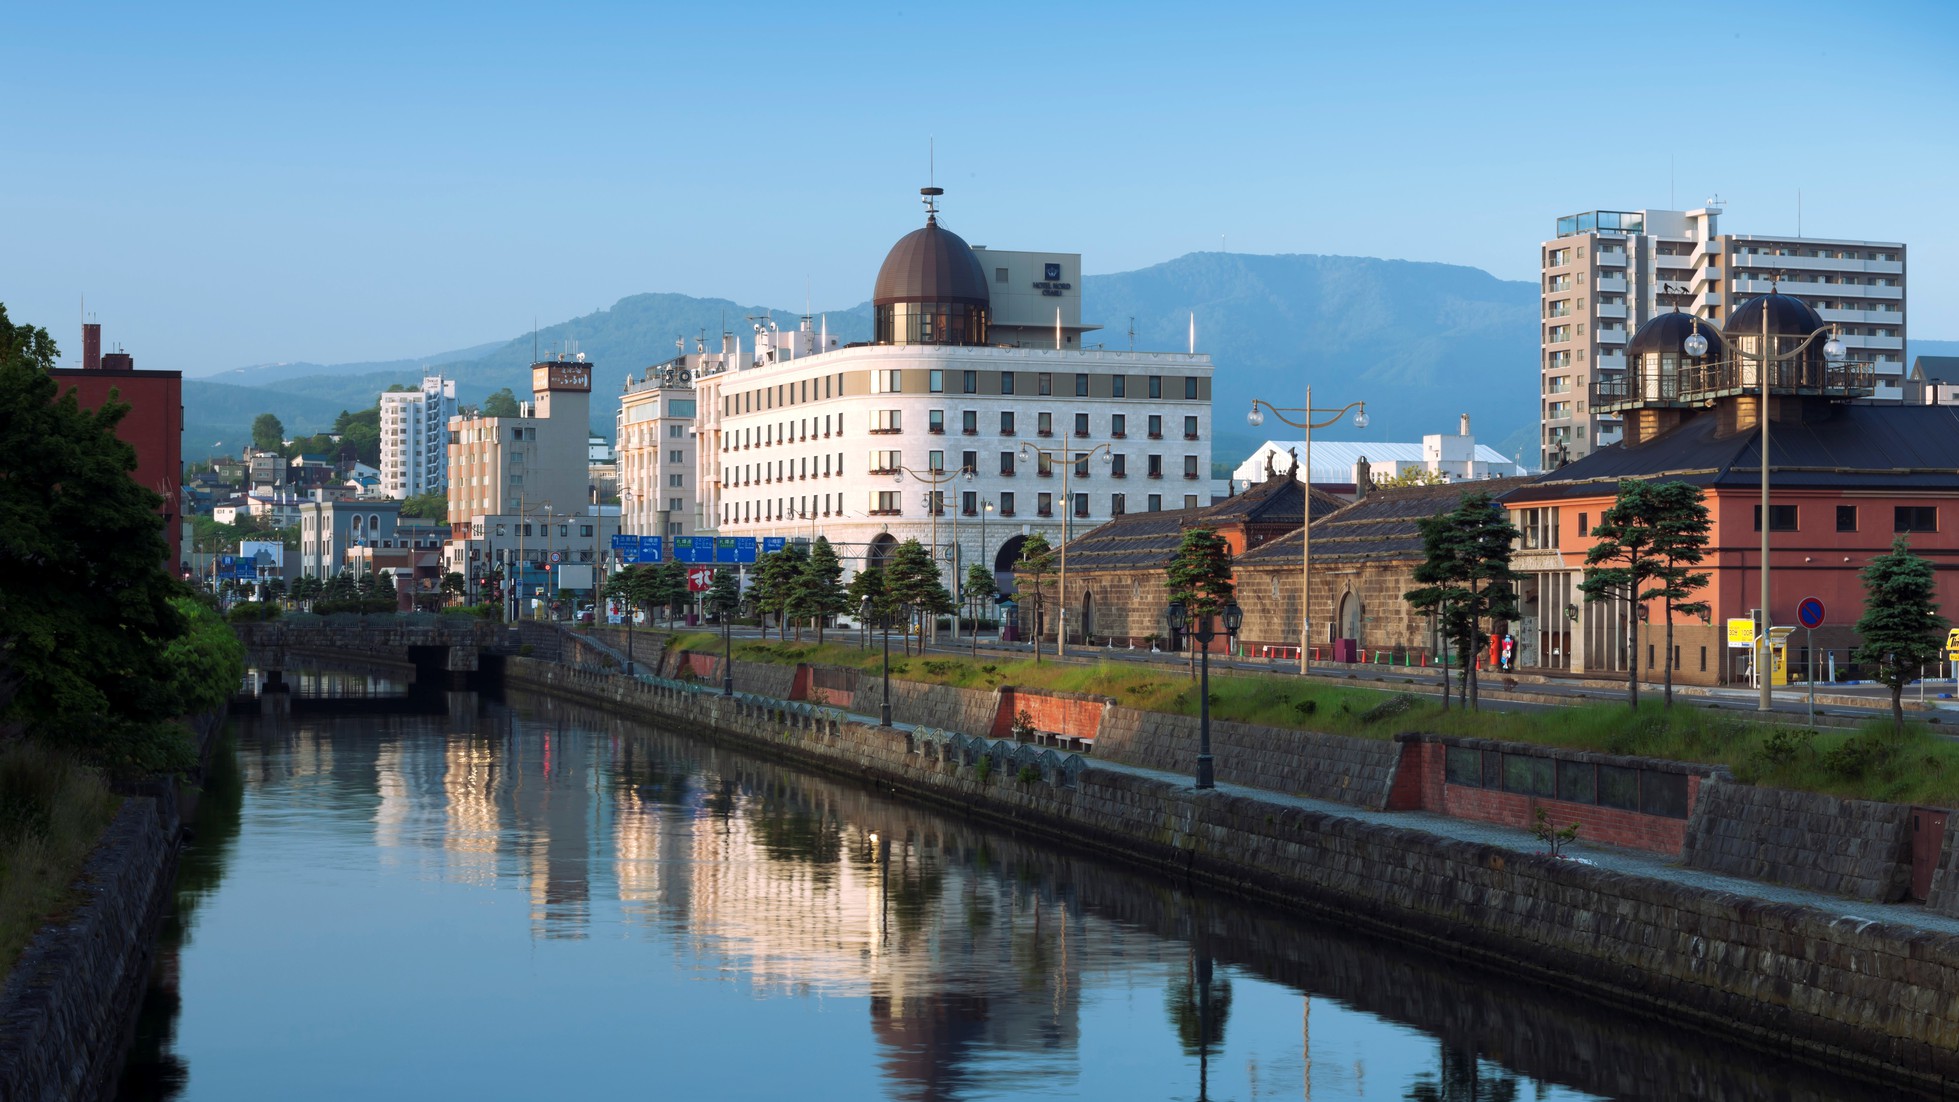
[481, 388, 522, 418]
[1855, 536, 1950, 731]
[1165, 526, 1235, 618]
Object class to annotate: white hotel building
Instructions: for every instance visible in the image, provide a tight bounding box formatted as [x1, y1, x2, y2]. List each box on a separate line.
[688, 191, 1214, 594]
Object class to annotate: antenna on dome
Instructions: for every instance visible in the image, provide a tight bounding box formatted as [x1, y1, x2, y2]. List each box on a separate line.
[921, 185, 943, 223]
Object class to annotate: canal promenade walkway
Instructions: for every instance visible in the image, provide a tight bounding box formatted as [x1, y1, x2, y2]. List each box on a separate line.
[552, 625, 1959, 940]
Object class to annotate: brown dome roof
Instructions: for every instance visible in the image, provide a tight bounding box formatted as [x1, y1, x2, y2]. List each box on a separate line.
[872, 215, 991, 308]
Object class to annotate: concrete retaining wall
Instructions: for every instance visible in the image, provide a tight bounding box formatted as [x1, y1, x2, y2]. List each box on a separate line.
[1927, 826, 1959, 917]
[503, 660, 1959, 1093]
[0, 798, 176, 1102]
[1683, 781, 1915, 902]
[1094, 705, 1403, 810]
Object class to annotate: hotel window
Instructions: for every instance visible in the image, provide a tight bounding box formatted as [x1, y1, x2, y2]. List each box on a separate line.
[962, 410, 978, 434]
[1149, 376, 1162, 399]
[1183, 455, 1200, 479]
[1000, 451, 1015, 475]
[1038, 373, 1053, 396]
[871, 491, 900, 514]
[1037, 492, 1053, 517]
[1075, 374, 1090, 396]
[1111, 453, 1127, 477]
[1112, 376, 1127, 398]
[962, 490, 977, 515]
[999, 491, 1015, 516]
[874, 410, 902, 433]
[1896, 506, 1939, 533]
[929, 369, 944, 393]
[1148, 415, 1163, 439]
[668, 474, 683, 487]
[872, 369, 902, 394]
[1184, 415, 1198, 439]
[1000, 411, 1016, 435]
[1184, 377, 1199, 399]
[1836, 505, 1858, 532]
[1075, 413, 1090, 437]
[1111, 493, 1126, 516]
[1073, 492, 1088, 518]
[929, 450, 945, 473]
[871, 450, 901, 473]
[1037, 412, 1053, 436]
[961, 450, 977, 474]
[962, 370, 977, 394]
[1111, 413, 1127, 437]
[929, 409, 945, 434]
[668, 450, 684, 463]
[1001, 371, 1016, 395]
[1148, 494, 1162, 512]
[1185, 495, 1199, 509]
[1037, 453, 1054, 477]
[1147, 454, 1163, 478]
[1753, 505, 1799, 532]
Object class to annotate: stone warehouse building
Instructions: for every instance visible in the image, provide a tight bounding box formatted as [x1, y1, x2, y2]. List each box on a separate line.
[1024, 461, 1343, 649]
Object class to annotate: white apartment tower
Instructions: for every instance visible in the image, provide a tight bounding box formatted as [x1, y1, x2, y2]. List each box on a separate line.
[379, 375, 459, 499]
[1539, 206, 1906, 467]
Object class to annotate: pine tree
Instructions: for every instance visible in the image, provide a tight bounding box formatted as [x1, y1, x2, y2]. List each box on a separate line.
[707, 567, 742, 621]
[1855, 536, 1950, 733]
[1166, 526, 1235, 673]
[1013, 533, 1056, 661]
[751, 546, 808, 640]
[802, 537, 847, 643]
[1406, 491, 1519, 710]
[845, 566, 890, 649]
[1645, 481, 1713, 707]
[965, 562, 997, 628]
[885, 538, 953, 656]
[1579, 479, 1711, 708]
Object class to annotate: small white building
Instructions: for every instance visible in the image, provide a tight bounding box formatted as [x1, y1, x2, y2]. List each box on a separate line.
[1233, 415, 1529, 490]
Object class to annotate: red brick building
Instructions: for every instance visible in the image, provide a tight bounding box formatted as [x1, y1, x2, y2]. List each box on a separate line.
[47, 323, 183, 569]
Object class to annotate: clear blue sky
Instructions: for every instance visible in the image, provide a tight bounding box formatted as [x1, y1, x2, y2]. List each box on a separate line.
[5, 0, 1955, 373]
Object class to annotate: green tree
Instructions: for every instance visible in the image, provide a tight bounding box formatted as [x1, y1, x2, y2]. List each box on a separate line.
[251, 412, 285, 452]
[652, 560, 691, 625]
[965, 562, 997, 626]
[1374, 467, 1445, 488]
[707, 567, 742, 620]
[1644, 481, 1713, 707]
[751, 546, 809, 639]
[1405, 491, 1519, 710]
[481, 388, 522, 418]
[441, 571, 467, 605]
[845, 566, 890, 649]
[1165, 526, 1235, 673]
[1579, 479, 1711, 708]
[1855, 536, 1950, 733]
[331, 406, 382, 467]
[401, 491, 448, 521]
[885, 538, 953, 656]
[603, 565, 661, 625]
[1013, 533, 1057, 662]
[161, 597, 247, 717]
[0, 303, 195, 773]
[801, 537, 847, 643]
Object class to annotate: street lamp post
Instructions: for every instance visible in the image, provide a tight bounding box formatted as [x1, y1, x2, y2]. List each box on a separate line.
[1247, 388, 1367, 676]
[1165, 599, 1243, 789]
[1019, 442, 1114, 657]
[976, 498, 994, 657]
[1683, 307, 1844, 712]
[721, 580, 735, 697]
[893, 464, 974, 644]
[862, 595, 892, 726]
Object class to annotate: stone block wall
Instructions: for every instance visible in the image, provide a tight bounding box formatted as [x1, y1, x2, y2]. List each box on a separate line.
[1093, 705, 1401, 809]
[1927, 824, 1959, 917]
[1683, 782, 1915, 902]
[0, 799, 175, 1102]
[887, 681, 1000, 737]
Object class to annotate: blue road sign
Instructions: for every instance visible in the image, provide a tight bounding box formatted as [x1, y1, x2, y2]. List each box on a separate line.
[639, 535, 663, 562]
[1797, 596, 1826, 629]
[762, 536, 786, 554]
[235, 558, 258, 580]
[610, 534, 638, 551]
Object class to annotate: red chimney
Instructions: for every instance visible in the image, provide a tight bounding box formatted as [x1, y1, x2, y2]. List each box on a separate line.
[83, 323, 102, 371]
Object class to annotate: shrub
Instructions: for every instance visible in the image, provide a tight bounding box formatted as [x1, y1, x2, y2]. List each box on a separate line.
[1010, 709, 1036, 741]
[225, 601, 281, 623]
[1017, 764, 1040, 784]
[1757, 727, 1813, 767]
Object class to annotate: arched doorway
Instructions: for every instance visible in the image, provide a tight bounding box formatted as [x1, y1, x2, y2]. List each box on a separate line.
[1079, 588, 1095, 643]
[993, 535, 1026, 598]
[865, 533, 898, 573]
[1338, 591, 1363, 643]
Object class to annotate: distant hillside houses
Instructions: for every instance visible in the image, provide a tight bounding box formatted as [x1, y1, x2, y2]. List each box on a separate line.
[1232, 415, 1530, 492]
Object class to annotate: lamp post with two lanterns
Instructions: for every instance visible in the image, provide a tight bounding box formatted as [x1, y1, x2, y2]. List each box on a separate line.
[1681, 303, 1845, 712]
[1166, 599, 1242, 789]
[892, 463, 974, 643]
[1018, 441, 1114, 657]
[1247, 388, 1367, 676]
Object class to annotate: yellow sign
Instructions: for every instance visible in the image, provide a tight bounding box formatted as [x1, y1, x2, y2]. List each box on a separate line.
[1726, 618, 1755, 648]
[1947, 627, 1959, 659]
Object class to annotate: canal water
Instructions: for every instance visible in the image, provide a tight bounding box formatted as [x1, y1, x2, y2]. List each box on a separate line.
[113, 687, 1897, 1101]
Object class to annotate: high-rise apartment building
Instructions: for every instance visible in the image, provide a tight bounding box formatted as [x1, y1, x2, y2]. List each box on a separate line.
[1538, 206, 1906, 467]
[617, 342, 739, 540]
[379, 375, 458, 499]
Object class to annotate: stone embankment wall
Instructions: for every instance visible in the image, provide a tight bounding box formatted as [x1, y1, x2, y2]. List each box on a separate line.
[1684, 782, 1916, 902]
[508, 659, 1959, 1093]
[0, 797, 176, 1102]
[1094, 706, 1402, 810]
